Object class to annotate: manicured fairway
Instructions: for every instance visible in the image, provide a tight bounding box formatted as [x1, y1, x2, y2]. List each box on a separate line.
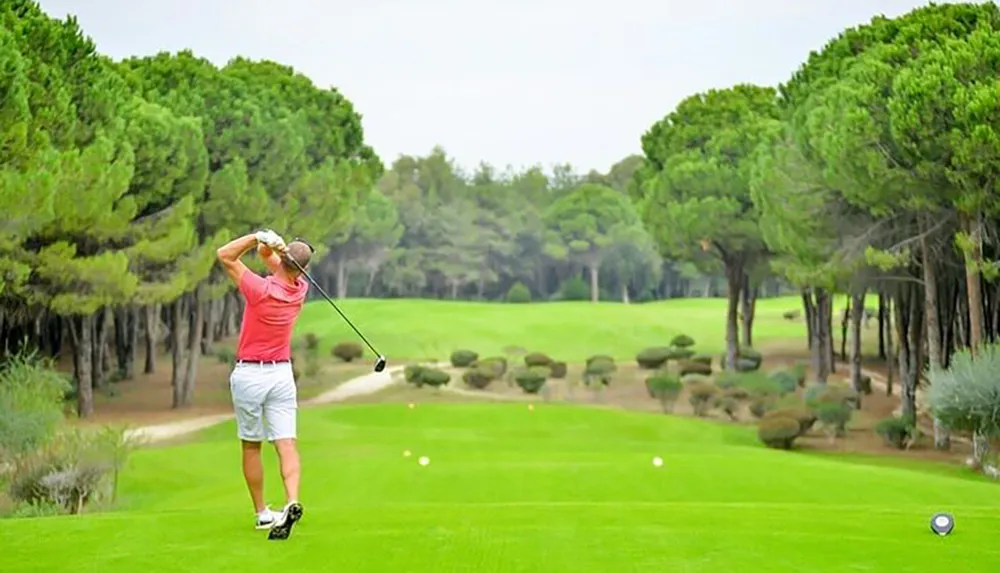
[4, 403, 998, 572]
[294, 296, 825, 361]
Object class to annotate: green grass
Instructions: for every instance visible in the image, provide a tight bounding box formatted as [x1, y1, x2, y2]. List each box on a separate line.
[295, 296, 824, 362]
[5, 403, 998, 572]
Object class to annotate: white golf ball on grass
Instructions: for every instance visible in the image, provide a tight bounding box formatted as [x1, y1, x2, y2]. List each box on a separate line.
[403, 450, 411, 457]
[652, 456, 663, 467]
[418, 456, 430, 466]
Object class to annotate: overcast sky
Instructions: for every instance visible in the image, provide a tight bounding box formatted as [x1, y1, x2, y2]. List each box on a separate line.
[38, 0, 942, 174]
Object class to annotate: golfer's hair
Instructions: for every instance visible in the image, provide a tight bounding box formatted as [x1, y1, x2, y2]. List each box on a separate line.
[282, 241, 313, 273]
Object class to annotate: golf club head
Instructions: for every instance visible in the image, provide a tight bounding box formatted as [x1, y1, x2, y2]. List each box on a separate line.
[374, 355, 387, 372]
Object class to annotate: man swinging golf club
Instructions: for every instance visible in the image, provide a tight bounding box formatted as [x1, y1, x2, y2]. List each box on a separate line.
[216, 230, 314, 540]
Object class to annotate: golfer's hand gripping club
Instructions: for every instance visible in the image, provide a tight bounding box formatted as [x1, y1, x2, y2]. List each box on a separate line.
[281, 250, 387, 373]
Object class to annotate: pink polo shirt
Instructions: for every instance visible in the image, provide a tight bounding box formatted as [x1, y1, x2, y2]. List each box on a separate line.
[235, 271, 309, 361]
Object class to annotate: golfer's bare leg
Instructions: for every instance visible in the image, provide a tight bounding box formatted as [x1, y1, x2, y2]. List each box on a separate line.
[241, 440, 266, 512]
[273, 438, 300, 503]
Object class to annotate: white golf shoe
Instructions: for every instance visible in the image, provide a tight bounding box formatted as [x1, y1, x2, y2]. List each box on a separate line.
[254, 506, 278, 530]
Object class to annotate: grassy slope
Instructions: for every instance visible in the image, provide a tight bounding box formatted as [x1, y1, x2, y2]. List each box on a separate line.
[294, 296, 825, 362]
[5, 403, 997, 572]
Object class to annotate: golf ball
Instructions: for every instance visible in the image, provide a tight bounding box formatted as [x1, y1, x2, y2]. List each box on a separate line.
[403, 450, 411, 457]
[527, 404, 534, 411]
[408, 403, 415, 409]
[652, 456, 663, 467]
[418, 456, 430, 466]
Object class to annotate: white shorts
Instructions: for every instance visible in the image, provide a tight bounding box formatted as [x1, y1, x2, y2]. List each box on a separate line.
[229, 362, 298, 442]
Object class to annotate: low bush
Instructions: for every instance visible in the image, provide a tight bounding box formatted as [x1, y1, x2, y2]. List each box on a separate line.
[558, 276, 590, 301]
[0, 351, 72, 457]
[721, 347, 763, 371]
[462, 367, 495, 390]
[473, 357, 508, 378]
[404, 365, 426, 386]
[586, 355, 615, 368]
[681, 373, 711, 386]
[782, 309, 802, 320]
[646, 373, 683, 411]
[723, 386, 750, 401]
[506, 281, 531, 303]
[514, 367, 547, 394]
[670, 334, 695, 348]
[874, 416, 915, 449]
[331, 342, 364, 362]
[636, 347, 673, 369]
[816, 401, 853, 439]
[679, 360, 712, 376]
[712, 395, 740, 420]
[690, 354, 712, 367]
[524, 352, 553, 368]
[790, 362, 808, 386]
[668, 348, 696, 361]
[303, 333, 320, 350]
[805, 384, 859, 410]
[748, 396, 776, 419]
[584, 358, 616, 376]
[549, 361, 568, 379]
[449, 349, 479, 368]
[715, 371, 782, 397]
[687, 382, 719, 417]
[763, 407, 817, 436]
[768, 370, 799, 395]
[757, 416, 801, 449]
[215, 347, 235, 364]
[858, 375, 873, 395]
[418, 368, 451, 388]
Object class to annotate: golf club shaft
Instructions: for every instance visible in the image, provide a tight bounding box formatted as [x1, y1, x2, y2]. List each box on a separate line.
[284, 254, 381, 357]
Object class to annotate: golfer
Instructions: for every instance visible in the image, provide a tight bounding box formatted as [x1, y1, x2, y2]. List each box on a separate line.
[216, 230, 313, 540]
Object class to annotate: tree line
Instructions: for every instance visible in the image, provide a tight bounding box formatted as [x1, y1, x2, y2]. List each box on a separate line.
[4, 0, 1000, 457]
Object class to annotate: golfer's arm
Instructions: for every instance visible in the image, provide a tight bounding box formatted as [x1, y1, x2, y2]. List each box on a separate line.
[216, 234, 258, 284]
[257, 244, 283, 274]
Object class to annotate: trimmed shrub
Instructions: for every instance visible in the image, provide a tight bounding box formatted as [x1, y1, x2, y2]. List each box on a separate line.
[716, 371, 782, 397]
[586, 355, 615, 368]
[215, 347, 235, 364]
[462, 368, 495, 390]
[763, 407, 817, 436]
[636, 347, 673, 369]
[721, 347, 763, 371]
[790, 362, 808, 386]
[690, 354, 712, 367]
[714, 371, 742, 390]
[768, 370, 799, 395]
[875, 416, 915, 449]
[584, 358, 616, 376]
[723, 386, 750, 401]
[858, 375, 873, 395]
[681, 373, 711, 386]
[670, 334, 695, 348]
[667, 348, 696, 361]
[805, 384, 859, 409]
[782, 309, 802, 320]
[506, 281, 531, 303]
[514, 367, 547, 394]
[646, 373, 683, 412]
[418, 368, 451, 388]
[449, 349, 479, 368]
[757, 416, 801, 449]
[816, 402, 853, 438]
[687, 382, 719, 417]
[303, 333, 320, 350]
[332, 342, 364, 362]
[748, 396, 776, 419]
[712, 395, 740, 420]
[473, 357, 508, 378]
[679, 360, 712, 376]
[524, 352, 553, 368]
[549, 361, 568, 379]
[559, 276, 589, 301]
[404, 365, 426, 386]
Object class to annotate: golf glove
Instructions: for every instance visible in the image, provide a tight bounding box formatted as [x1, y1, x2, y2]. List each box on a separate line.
[255, 229, 286, 250]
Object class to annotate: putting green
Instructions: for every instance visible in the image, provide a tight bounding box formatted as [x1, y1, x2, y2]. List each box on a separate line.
[294, 296, 834, 361]
[4, 403, 997, 572]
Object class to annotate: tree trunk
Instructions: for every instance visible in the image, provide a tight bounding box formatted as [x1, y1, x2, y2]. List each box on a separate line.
[182, 288, 205, 407]
[884, 296, 895, 396]
[144, 304, 159, 374]
[335, 256, 348, 299]
[849, 291, 865, 405]
[364, 268, 377, 297]
[621, 283, 630, 304]
[724, 262, 743, 371]
[588, 264, 599, 303]
[114, 306, 138, 381]
[826, 294, 836, 373]
[963, 213, 985, 354]
[92, 308, 109, 389]
[69, 315, 95, 419]
[202, 298, 217, 355]
[840, 295, 850, 362]
[877, 292, 886, 360]
[897, 285, 921, 421]
[811, 288, 832, 383]
[170, 297, 190, 409]
[740, 276, 756, 348]
[920, 226, 949, 449]
[802, 289, 815, 350]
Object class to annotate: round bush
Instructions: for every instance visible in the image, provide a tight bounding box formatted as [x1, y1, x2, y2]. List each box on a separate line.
[559, 276, 590, 301]
[646, 373, 683, 399]
[636, 347, 673, 369]
[758, 416, 801, 449]
[449, 349, 479, 368]
[723, 386, 750, 401]
[817, 401, 853, 435]
[404, 365, 426, 385]
[513, 367, 547, 394]
[679, 360, 712, 376]
[303, 333, 320, 350]
[506, 281, 531, 303]
[670, 334, 695, 348]
[462, 367, 495, 390]
[690, 354, 712, 367]
[331, 342, 364, 362]
[782, 309, 802, 320]
[524, 352, 553, 367]
[768, 370, 799, 395]
[681, 373, 711, 386]
[586, 355, 615, 367]
[790, 362, 808, 386]
[806, 384, 858, 409]
[763, 407, 817, 435]
[667, 348, 696, 361]
[721, 347, 763, 371]
[713, 395, 740, 420]
[875, 416, 914, 449]
[859, 375, 873, 395]
[473, 356, 508, 378]
[419, 368, 451, 387]
[687, 382, 719, 416]
[585, 358, 616, 376]
[748, 396, 776, 419]
[549, 361, 568, 379]
[715, 371, 743, 390]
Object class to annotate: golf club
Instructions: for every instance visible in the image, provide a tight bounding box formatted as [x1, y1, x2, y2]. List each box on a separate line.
[281, 246, 386, 373]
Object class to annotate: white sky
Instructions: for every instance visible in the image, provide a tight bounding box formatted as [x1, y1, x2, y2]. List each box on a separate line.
[38, 0, 944, 173]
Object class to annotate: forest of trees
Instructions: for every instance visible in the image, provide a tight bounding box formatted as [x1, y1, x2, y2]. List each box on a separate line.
[4, 0, 1000, 464]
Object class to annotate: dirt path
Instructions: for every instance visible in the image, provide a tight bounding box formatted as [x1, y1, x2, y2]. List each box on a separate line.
[125, 364, 408, 444]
